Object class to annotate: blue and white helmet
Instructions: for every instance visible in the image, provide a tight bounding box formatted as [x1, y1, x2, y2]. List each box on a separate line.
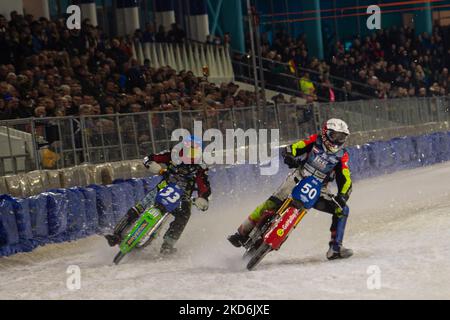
[321, 118, 350, 153]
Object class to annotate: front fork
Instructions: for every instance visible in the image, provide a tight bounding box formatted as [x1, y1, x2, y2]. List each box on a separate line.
[245, 198, 297, 250]
[264, 205, 308, 251]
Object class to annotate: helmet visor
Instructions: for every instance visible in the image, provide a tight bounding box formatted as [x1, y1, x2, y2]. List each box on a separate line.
[327, 130, 348, 145]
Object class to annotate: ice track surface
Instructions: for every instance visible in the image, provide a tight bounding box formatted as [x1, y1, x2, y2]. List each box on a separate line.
[1, 163, 450, 299]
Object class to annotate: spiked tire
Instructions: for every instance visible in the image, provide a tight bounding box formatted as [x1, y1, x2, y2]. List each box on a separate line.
[246, 243, 271, 271]
[113, 251, 126, 265]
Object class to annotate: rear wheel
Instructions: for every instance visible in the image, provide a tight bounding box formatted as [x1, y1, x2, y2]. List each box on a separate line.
[247, 243, 271, 271]
[113, 251, 126, 265]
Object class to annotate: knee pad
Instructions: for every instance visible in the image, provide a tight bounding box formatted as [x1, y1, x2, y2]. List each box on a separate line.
[342, 206, 350, 216]
[335, 205, 350, 218]
[249, 198, 279, 222]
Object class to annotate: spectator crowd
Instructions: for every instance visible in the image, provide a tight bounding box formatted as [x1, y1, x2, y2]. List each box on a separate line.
[250, 23, 450, 102]
[3, 9, 450, 122]
[0, 11, 257, 122]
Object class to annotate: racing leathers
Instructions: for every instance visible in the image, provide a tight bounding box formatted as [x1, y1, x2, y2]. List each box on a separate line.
[229, 133, 353, 259]
[105, 151, 211, 254]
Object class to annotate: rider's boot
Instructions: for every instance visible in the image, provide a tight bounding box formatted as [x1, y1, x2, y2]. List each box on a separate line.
[326, 206, 353, 260]
[228, 219, 254, 248]
[326, 241, 353, 260]
[160, 236, 178, 255]
[228, 199, 278, 248]
[105, 206, 141, 247]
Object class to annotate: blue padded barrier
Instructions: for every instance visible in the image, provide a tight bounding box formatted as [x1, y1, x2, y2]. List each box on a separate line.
[49, 188, 88, 240]
[208, 166, 229, 198]
[78, 187, 98, 235]
[238, 165, 251, 194]
[347, 146, 363, 178]
[356, 144, 373, 179]
[122, 179, 145, 204]
[12, 198, 32, 241]
[0, 195, 20, 255]
[371, 140, 396, 173]
[390, 137, 417, 170]
[67, 188, 88, 238]
[225, 166, 241, 200]
[413, 135, 435, 166]
[231, 165, 245, 199]
[430, 132, 450, 163]
[88, 185, 114, 232]
[11, 198, 37, 252]
[441, 132, 450, 161]
[142, 176, 163, 194]
[28, 194, 49, 241]
[108, 184, 129, 223]
[124, 183, 135, 212]
[387, 139, 402, 169]
[444, 132, 450, 162]
[45, 191, 68, 241]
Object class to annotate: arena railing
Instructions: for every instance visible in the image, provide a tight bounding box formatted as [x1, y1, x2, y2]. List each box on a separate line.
[131, 40, 234, 83]
[0, 96, 449, 177]
[230, 52, 379, 102]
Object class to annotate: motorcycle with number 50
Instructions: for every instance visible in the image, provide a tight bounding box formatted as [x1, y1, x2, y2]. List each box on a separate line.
[242, 175, 341, 270]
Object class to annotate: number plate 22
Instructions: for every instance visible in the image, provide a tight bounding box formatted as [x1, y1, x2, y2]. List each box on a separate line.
[291, 176, 322, 209]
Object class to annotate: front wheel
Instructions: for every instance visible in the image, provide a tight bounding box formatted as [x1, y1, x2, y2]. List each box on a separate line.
[113, 251, 126, 265]
[247, 243, 271, 271]
[243, 238, 262, 259]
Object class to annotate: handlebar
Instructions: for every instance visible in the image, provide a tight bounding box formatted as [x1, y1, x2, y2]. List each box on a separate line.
[321, 191, 344, 211]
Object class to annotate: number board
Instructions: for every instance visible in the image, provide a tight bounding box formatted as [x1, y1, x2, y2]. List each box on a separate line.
[155, 183, 184, 212]
[291, 176, 322, 209]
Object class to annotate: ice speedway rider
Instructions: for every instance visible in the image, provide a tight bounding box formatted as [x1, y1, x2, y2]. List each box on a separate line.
[228, 118, 353, 260]
[105, 136, 211, 255]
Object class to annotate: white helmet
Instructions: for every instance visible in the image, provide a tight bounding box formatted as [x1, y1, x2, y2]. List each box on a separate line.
[321, 118, 350, 153]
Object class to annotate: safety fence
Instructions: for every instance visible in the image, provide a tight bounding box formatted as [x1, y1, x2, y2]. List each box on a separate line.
[1, 96, 450, 177]
[0, 105, 311, 175]
[231, 57, 377, 102]
[2, 128, 450, 256]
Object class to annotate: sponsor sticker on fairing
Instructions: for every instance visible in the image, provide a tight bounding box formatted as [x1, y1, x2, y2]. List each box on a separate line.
[127, 221, 149, 245]
[281, 211, 297, 231]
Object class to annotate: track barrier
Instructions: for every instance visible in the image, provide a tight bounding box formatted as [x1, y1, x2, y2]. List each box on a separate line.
[1, 131, 450, 256]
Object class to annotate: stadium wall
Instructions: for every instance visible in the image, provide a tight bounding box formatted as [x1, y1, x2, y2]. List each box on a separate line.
[1, 130, 450, 256]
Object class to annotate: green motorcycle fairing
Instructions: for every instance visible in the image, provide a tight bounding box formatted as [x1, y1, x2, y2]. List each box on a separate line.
[118, 206, 164, 254]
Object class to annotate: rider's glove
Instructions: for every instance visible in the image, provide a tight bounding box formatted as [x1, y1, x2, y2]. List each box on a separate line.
[143, 156, 152, 168]
[194, 197, 209, 212]
[283, 153, 298, 168]
[281, 147, 298, 168]
[334, 194, 347, 210]
[143, 157, 163, 175]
